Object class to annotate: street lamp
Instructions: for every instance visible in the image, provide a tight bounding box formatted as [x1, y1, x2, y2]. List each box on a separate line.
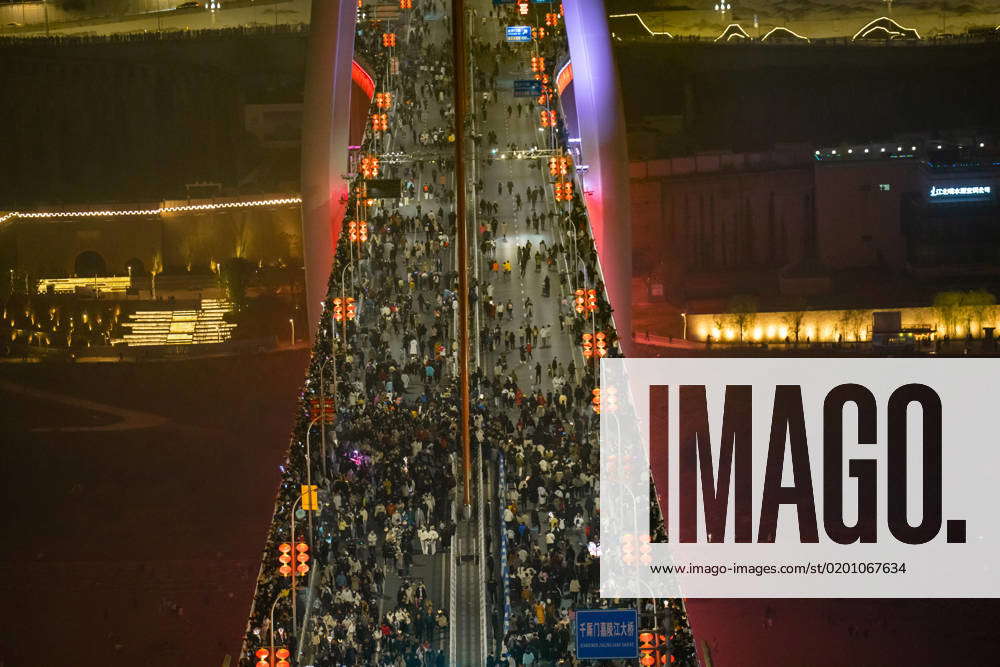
[288, 318, 295, 346]
[681, 312, 688, 341]
[317, 315, 336, 478]
[302, 414, 322, 548]
[336, 263, 357, 348]
[714, 1, 731, 21]
[278, 487, 316, 637]
[263, 594, 292, 667]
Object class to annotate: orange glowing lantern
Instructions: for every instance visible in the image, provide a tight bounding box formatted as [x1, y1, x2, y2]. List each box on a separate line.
[295, 540, 310, 575]
[277, 543, 293, 577]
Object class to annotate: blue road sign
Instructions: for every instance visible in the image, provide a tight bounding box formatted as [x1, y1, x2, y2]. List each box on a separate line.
[506, 25, 532, 43]
[575, 609, 639, 660]
[513, 79, 542, 97]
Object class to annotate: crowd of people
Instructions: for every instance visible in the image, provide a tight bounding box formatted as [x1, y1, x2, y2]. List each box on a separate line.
[242, 7, 464, 666]
[243, 1, 696, 665]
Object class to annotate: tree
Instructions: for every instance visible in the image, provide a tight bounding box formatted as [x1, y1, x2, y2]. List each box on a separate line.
[150, 252, 163, 300]
[219, 257, 253, 313]
[781, 298, 807, 345]
[228, 211, 252, 260]
[962, 289, 995, 337]
[933, 291, 963, 337]
[727, 294, 758, 344]
[180, 226, 205, 273]
[838, 309, 870, 342]
[712, 313, 727, 342]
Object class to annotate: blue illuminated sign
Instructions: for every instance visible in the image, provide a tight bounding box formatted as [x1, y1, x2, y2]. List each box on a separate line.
[506, 25, 532, 42]
[513, 79, 542, 97]
[928, 184, 994, 203]
[574, 609, 639, 659]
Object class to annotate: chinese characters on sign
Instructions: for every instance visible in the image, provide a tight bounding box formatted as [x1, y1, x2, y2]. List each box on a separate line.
[928, 184, 993, 202]
[574, 609, 639, 659]
[506, 25, 533, 42]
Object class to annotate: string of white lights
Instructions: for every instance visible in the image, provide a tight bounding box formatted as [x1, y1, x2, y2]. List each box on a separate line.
[608, 13, 674, 38]
[0, 196, 302, 225]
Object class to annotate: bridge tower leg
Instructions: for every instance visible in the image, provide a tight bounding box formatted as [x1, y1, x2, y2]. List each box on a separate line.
[563, 0, 634, 355]
[300, 0, 358, 342]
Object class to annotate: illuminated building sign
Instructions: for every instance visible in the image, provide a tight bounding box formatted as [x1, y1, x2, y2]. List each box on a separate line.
[556, 61, 573, 96]
[928, 184, 993, 203]
[506, 25, 532, 42]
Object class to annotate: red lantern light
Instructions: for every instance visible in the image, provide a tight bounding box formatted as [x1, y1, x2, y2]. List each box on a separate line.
[360, 155, 380, 178]
[295, 540, 310, 575]
[277, 543, 292, 577]
[554, 179, 573, 202]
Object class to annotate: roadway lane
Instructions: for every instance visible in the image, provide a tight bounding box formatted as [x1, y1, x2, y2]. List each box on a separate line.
[467, 2, 601, 660]
[294, 3, 461, 663]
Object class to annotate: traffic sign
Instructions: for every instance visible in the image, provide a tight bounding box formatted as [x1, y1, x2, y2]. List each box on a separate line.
[574, 609, 639, 659]
[506, 25, 532, 42]
[513, 79, 542, 97]
[301, 484, 319, 511]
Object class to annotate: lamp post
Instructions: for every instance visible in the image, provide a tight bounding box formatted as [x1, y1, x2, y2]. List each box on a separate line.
[714, 1, 731, 23]
[318, 324, 334, 478]
[278, 487, 315, 639]
[338, 263, 356, 348]
[681, 312, 688, 341]
[303, 414, 321, 548]
[289, 318, 295, 347]
[266, 594, 289, 667]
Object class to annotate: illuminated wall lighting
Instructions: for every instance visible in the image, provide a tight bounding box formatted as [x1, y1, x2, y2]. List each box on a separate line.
[113, 299, 237, 347]
[852, 17, 922, 41]
[1, 197, 302, 226]
[36, 276, 131, 295]
[760, 26, 810, 42]
[608, 13, 674, 38]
